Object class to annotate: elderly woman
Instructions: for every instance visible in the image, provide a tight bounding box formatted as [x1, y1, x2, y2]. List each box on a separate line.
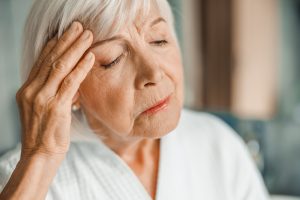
[0, 0, 269, 199]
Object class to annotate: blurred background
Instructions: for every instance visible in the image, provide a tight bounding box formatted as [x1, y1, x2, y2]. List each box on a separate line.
[0, 0, 300, 199]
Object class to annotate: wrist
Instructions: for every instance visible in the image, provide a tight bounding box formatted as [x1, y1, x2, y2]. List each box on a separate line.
[19, 152, 65, 167]
[0, 152, 64, 200]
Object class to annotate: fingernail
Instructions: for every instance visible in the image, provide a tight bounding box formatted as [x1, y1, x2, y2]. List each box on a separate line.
[71, 21, 81, 32]
[82, 30, 91, 39]
[86, 52, 94, 60]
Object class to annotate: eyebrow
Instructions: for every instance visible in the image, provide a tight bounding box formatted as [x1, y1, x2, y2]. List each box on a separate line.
[91, 17, 167, 48]
[149, 17, 167, 27]
[91, 35, 125, 48]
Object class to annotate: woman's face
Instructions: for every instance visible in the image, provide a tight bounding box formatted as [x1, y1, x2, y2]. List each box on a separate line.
[78, 5, 184, 141]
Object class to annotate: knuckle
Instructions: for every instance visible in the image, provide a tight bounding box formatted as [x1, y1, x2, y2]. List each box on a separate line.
[49, 101, 64, 116]
[35, 72, 48, 83]
[19, 88, 33, 104]
[39, 50, 48, 60]
[63, 76, 74, 87]
[45, 52, 59, 65]
[50, 106, 60, 116]
[33, 93, 46, 109]
[52, 60, 67, 73]
[71, 41, 86, 52]
[35, 58, 43, 67]
[59, 31, 77, 47]
[59, 35, 69, 45]
[68, 45, 78, 54]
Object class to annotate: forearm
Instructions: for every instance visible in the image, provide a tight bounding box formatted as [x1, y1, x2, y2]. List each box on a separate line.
[0, 155, 64, 200]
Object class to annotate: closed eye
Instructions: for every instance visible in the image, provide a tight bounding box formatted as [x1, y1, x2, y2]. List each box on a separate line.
[150, 40, 168, 46]
[101, 53, 124, 69]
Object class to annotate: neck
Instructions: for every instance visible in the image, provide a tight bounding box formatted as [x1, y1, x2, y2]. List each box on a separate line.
[101, 135, 160, 163]
[84, 114, 161, 198]
[97, 134, 160, 199]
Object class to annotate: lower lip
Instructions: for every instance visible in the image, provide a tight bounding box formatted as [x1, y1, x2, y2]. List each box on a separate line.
[142, 95, 171, 115]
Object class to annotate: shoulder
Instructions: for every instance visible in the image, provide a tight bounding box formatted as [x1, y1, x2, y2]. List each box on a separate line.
[176, 108, 252, 165]
[177, 108, 244, 148]
[176, 108, 269, 199]
[179, 108, 234, 134]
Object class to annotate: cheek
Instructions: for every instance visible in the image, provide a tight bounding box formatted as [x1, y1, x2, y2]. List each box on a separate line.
[161, 46, 184, 105]
[159, 43, 183, 79]
[173, 49, 184, 105]
[79, 72, 136, 133]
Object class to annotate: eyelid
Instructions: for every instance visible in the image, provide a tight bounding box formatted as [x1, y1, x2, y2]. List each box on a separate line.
[99, 45, 129, 69]
[150, 40, 168, 46]
[101, 53, 125, 68]
[99, 39, 166, 69]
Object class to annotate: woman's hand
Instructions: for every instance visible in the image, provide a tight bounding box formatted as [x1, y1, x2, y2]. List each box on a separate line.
[16, 21, 94, 160]
[0, 21, 95, 200]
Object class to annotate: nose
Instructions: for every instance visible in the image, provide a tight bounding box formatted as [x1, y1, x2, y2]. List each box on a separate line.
[135, 52, 164, 89]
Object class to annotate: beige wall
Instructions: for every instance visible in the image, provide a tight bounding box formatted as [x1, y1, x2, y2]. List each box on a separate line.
[181, 0, 203, 109]
[232, 0, 278, 119]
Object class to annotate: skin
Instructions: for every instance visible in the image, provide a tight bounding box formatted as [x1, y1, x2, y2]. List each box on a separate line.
[78, 4, 184, 197]
[0, 2, 183, 200]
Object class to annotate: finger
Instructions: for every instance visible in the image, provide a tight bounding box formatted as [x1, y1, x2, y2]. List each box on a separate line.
[57, 52, 95, 103]
[17, 37, 57, 109]
[23, 38, 57, 88]
[32, 21, 84, 85]
[39, 30, 93, 97]
[24, 22, 84, 100]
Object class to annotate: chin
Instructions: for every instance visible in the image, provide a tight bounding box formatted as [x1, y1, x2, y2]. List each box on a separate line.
[133, 98, 182, 139]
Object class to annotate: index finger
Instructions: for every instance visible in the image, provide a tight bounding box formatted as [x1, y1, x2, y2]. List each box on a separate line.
[24, 37, 57, 86]
[32, 21, 84, 85]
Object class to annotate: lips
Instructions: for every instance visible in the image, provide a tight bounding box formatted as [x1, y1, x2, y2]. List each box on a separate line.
[142, 94, 172, 115]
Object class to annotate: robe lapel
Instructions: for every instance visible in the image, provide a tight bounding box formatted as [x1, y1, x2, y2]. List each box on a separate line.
[155, 127, 192, 200]
[93, 139, 152, 200]
[88, 120, 191, 200]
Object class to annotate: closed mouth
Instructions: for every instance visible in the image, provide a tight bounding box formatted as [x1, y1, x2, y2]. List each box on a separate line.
[142, 94, 172, 115]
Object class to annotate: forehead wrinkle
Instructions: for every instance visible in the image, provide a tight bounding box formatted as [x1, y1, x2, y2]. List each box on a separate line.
[91, 35, 125, 48]
[135, 16, 167, 36]
[132, 0, 164, 34]
[91, 15, 166, 49]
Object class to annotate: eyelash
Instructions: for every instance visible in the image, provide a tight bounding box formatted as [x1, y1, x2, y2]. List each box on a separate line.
[150, 40, 168, 46]
[101, 53, 124, 69]
[101, 40, 168, 69]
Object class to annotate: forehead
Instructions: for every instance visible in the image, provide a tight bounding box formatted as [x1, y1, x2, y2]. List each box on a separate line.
[90, 17, 167, 48]
[133, 0, 162, 31]
[91, 2, 166, 45]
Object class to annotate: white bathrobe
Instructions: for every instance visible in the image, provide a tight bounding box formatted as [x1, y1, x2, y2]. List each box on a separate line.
[0, 109, 269, 200]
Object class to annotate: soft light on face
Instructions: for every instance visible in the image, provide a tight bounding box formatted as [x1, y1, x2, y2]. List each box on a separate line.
[78, 3, 184, 141]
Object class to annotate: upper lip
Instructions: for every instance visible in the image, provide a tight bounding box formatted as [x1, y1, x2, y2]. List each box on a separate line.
[143, 94, 171, 113]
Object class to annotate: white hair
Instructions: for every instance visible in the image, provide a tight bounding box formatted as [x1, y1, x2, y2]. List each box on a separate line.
[21, 0, 177, 141]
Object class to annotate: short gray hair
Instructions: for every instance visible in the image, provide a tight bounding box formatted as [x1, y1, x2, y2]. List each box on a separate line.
[21, 0, 176, 141]
[22, 0, 175, 82]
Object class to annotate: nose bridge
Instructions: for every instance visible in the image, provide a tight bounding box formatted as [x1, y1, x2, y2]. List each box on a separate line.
[134, 44, 164, 88]
[140, 47, 159, 72]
